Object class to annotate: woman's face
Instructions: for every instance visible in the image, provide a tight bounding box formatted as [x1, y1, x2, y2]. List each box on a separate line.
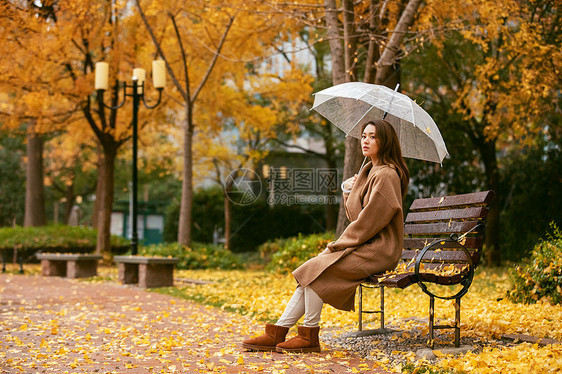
[361, 124, 379, 160]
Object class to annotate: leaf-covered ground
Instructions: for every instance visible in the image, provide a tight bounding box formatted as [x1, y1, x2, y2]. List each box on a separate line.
[168, 266, 562, 373]
[1, 265, 561, 373]
[0, 267, 384, 374]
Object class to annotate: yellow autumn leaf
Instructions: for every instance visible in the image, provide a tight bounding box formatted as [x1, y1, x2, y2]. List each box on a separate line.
[433, 350, 444, 357]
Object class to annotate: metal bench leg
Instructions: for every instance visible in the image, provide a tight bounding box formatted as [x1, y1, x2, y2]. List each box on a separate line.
[428, 295, 462, 348]
[349, 284, 395, 338]
[380, 285, 385, 329]
[429, 295, 435, 349]
[358, 284, 385, 332]
[455, 297, 461, 348]
[358, 284, 363, 331]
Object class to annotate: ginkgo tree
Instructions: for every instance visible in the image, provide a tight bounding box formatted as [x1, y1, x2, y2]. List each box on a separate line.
[194, 65, 314, 249]
[404, 0, 562, 264]
[0, 0, 172, 255]
[135, 0, 315, 246]
[43, 124, 98, 224]
[0, 1, 75, 227]
[1, 0, 317, 254]
[261, 0, 433, 234]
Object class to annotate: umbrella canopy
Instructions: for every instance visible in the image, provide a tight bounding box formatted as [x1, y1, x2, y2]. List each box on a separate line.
[312, 82, 449, 164]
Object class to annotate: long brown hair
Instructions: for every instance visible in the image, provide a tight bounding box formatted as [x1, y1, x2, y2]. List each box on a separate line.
[361, 119, 410, 197]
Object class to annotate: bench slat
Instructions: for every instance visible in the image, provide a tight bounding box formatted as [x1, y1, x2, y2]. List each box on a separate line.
[418, 263, 470, 272]
[401, 249, 478, 263]
[405, 207, 489, 223]
[367, 268, 470, 288]
[366, 272, 416, 289]
[409, 191, 495, 211]
[404, 237, 483, 250]
[405, 221, 481, 235]
[418, 272, 468, 285]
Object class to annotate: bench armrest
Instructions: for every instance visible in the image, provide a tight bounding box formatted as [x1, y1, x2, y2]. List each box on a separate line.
[414, 238, 475, 300]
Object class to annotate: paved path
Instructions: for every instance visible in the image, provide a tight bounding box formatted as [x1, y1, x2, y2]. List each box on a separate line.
[0, 274, 388, 373]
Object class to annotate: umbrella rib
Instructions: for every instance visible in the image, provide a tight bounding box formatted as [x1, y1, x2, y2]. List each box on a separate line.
[408, 99, 416, 127]
[346, 104, 376, 137]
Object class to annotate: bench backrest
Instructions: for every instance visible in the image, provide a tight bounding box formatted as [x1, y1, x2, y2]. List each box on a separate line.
[401, 190, 495, 271]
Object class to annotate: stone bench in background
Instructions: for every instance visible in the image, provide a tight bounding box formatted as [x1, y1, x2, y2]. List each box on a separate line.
[114, 256, 179, 288]
[36, 253, 102, 278]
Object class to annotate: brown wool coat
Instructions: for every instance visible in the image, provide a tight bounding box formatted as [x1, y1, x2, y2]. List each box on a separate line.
[292, 162, 404, 311]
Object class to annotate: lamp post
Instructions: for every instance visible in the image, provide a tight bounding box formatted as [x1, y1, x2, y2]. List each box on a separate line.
[94, 60, 166, 255]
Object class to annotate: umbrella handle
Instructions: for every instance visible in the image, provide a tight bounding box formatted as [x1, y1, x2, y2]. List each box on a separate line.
[358, 157, 368, 173]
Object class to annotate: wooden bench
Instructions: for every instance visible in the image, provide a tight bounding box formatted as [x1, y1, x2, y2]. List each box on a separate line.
[36, 253, 102, 278]
[114, 256, 179, 288]
[356, 190, 495, 348]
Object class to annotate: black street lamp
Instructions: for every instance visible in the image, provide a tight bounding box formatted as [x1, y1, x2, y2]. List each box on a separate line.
[94, 61, 166, 255]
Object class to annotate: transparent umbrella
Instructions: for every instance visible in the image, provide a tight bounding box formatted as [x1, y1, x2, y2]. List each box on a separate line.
[312, 82, 449, 164]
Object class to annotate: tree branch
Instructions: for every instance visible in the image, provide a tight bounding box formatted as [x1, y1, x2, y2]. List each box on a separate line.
[134, 0, 188, 101]
[191, 13, 236, 103]
[169, 13, 191, 105]
[375, 0, 423, 84]
[270, 138, 327, 160]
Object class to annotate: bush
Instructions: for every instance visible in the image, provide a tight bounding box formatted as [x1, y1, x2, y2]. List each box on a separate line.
[163, 187, 225, 244]
[230, 202, 328, 254]
[0, 225, 129, 253]
[138, 242, 245, 270]
[263, 231, 334, 274]
[499, 140, 562, 261]
[258, 237, 289, 265]
[164, 186, 329, 253]
[507, 222, 562, 305]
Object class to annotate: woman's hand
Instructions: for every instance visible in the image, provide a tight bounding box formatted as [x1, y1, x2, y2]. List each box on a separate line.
[318, 248, 331, 256]
[341, 174, 358, 193]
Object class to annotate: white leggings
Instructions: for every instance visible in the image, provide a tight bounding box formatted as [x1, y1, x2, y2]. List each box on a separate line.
[276, 286, 324, 328]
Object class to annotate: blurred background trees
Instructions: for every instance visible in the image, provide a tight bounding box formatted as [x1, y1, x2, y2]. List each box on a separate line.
[0, 0, 560, 263]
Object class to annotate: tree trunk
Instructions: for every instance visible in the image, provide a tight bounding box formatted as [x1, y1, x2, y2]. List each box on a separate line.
[324, 0, 347, 233]
[178, 108, 193, 246]
[24, 128, 46, 227]
[363, 0, 379, 84]
[333, 0, 422, 236]
[224, 178, 233, 250]
[63, 185, 75, 224]
[336, 137, 363, 237]
[95, 143, 117, 256]
[91, 144, 103, 229]
[326, 0, 363, 236]
[323, 125, 338, 231]
[336, 0, 362, 235]
[374, 0, 423, 84]
[342, 0, 358, 81]
[324, 0, 345, 84]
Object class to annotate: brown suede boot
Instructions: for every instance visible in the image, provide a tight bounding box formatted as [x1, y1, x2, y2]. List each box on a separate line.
[241, 324, 290, 351]
[275, 326, 321, 353]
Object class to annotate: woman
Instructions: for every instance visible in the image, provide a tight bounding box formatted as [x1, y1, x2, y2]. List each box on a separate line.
[242, 119, 409, 353]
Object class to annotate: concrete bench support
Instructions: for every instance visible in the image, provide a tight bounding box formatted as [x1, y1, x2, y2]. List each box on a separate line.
[114, 256, 179, 288]
[36, 253, 102, 278]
